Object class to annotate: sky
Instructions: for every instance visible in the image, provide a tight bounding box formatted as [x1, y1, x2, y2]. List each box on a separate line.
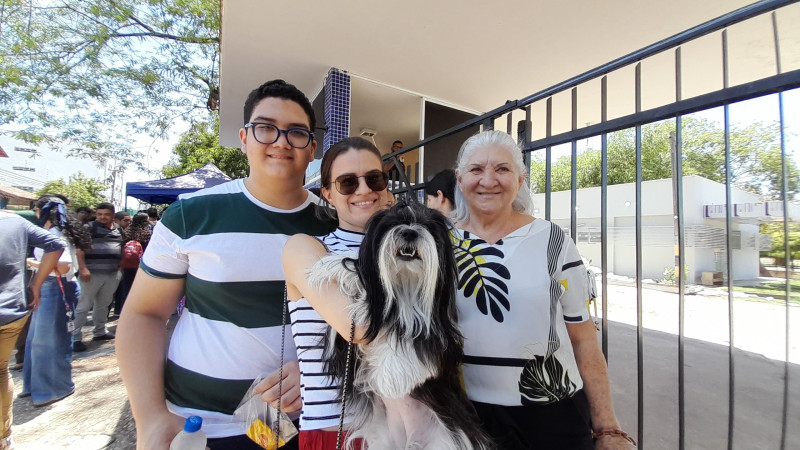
[2, 88, 797, 210]
[0, 127, 185, 210]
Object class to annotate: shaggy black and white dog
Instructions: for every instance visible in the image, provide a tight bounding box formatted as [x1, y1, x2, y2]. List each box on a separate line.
[308, 200, 491, 450]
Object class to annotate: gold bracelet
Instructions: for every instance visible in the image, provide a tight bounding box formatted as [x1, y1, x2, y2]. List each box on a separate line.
[592, 428, 636, 446]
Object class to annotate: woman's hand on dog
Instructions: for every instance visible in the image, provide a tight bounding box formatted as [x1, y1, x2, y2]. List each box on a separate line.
[254, 361, 303, 413]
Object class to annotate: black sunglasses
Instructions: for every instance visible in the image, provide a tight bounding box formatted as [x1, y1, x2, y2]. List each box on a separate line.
[333, 170, 389, 195]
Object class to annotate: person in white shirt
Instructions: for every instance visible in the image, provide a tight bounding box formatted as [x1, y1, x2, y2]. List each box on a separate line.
[285, 136, 391, 449]
[21, 195, 92, 408]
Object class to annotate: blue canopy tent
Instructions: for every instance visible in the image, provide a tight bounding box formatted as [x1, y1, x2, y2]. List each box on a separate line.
[125, 163, 232, 204]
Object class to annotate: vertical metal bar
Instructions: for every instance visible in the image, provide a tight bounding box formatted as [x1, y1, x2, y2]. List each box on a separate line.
[635, 62, 644, 449]
[722, 29, 735, 450]
[773, 11, 790, 450]
[674, 46, 687, 450]
[545, 98, 553, 221]
[601, 76, 609, 359]
[507, 111, 513, 135]
[777, 75, 790, 450]
[482, 118, 494, 132]
[571, 88, 578, 241]
[523, 106, 532, 172]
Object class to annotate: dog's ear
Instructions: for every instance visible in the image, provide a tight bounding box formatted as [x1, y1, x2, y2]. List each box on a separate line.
[356, 212, 390, 343]
[430, 210, 461, 337]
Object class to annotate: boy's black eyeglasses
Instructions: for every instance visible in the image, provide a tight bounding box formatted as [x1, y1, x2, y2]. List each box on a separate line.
[333, 170, 389, 195]
[244, 122, 314, 149]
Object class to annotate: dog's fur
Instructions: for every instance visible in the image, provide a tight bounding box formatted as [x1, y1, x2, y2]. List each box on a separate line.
[308, 200, 492, 450]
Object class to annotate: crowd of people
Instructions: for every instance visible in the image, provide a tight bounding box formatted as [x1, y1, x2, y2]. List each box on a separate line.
[1, 77, 634, 449]
[0, 196, 160, 448]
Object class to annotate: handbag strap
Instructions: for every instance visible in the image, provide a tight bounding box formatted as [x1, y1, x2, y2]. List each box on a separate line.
[336, 322, 355, 450]
[275, 284, 288, 449]
[30, 265, 72, 314]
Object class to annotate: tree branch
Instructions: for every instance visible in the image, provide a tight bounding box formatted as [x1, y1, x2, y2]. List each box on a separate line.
[108, 31, 218, 44]
[106, 0, 219, 44]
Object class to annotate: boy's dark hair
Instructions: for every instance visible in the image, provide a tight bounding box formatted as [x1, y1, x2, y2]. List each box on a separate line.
[76, 206, 92, 214]
[392, 140, 403, 146]
[115, 211, 130, 220]
[146, 207, 158, 219]
[243, 79, 316, 131]
[424, 169, 457, 205]
[96, 202, 115, 213]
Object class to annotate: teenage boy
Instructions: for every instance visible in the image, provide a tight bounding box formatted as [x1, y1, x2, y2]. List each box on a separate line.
[117, 80, 333, 450]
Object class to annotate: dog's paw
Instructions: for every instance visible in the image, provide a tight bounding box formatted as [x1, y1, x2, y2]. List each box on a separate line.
[307, 254, 364, 300]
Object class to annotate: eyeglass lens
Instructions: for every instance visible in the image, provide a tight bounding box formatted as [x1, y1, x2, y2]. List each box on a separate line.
[335, 171, 389, 195]
[251, 123, 312, 148]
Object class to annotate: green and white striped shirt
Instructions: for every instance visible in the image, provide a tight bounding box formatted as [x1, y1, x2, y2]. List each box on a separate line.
[141, 179, 333, 438]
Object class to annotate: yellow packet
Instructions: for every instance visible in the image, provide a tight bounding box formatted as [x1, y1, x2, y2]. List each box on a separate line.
[247, 418, 286, 450]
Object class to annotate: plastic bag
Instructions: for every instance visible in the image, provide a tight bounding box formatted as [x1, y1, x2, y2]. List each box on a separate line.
[233, 375, 298, 450]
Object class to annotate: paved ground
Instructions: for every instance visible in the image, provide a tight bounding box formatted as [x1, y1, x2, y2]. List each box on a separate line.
[9, 319, 136, 449]
[7, 284, 799, 449]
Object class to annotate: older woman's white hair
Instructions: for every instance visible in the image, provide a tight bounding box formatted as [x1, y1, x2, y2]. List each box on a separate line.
[453, 130, 534, 223]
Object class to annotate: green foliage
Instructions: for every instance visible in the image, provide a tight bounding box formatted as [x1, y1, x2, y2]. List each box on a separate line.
[35, 172, 107, 209]
[661, 265, 689, 286]
[0, 0, 220, 169]
[761, 222, 800, 260]
[162, 118, 248, 179]
[530, 117, 799, 200]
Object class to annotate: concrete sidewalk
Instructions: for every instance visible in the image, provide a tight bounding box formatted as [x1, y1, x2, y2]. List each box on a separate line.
[600, 282, 800, 448]
[7, 292, 799, 449]
[9, 319, 136, 449]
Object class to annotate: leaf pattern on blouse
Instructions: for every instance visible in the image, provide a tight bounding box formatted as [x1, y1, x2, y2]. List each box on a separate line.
[519, 353, 577, 405]
[451, 230, 511, 322]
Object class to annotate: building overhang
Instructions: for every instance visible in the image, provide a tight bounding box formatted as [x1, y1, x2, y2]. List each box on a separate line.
[219, 1, 761, 147]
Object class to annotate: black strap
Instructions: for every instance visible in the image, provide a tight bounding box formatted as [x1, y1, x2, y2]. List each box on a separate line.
[336, 322, 355, 450]
[276, 284, 288, 449]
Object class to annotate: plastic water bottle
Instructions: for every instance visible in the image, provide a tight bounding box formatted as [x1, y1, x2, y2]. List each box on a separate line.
[169, 416, 207, 449]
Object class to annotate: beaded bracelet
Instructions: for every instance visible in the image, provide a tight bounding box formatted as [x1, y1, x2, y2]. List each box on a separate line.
[592, 428, 637, 446]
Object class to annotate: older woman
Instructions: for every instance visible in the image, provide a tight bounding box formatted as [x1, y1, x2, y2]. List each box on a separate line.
[450, 130, 635, 449]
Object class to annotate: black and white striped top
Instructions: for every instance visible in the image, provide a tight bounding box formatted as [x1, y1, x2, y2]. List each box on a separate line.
[288, 228, 363, 430]
[83, 221, 124, 272]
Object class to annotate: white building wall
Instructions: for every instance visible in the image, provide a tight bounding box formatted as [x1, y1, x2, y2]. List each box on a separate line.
[531, 175, 764, 282]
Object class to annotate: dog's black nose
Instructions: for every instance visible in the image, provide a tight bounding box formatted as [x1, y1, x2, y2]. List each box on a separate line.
[399, 228, 418, 241]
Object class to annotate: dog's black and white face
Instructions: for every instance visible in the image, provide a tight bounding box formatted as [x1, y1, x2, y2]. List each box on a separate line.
[308, 200, 492, 449]
[356, 199, 458, 343]
[376, 222, 439, 335]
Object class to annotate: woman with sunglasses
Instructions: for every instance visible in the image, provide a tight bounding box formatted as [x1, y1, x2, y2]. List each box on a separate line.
[282, 136, 390, 449]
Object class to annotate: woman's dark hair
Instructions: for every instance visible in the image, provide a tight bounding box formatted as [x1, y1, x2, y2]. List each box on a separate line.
[320, 137, 382, 188]
[317, 137, 383, 221]
[36, 194, 92, 251]
[126, 213, 152, 248]
[424, 169, 456, 205]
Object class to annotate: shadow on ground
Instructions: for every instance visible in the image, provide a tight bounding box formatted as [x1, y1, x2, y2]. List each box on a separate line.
[10, 321, 136, 449]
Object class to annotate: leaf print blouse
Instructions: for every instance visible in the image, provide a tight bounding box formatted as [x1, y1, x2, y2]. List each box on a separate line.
[451, 218, 592, 406]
